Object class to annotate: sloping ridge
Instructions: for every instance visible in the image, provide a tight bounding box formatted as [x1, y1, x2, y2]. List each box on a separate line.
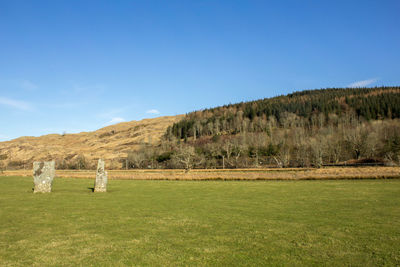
[0, 115, 183, 169]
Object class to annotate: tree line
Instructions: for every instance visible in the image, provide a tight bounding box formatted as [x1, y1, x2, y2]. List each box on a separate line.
[2, 87, 399, 170]
[165, 86, 400, 141]
[122, 87, 400, 170]
[124, 117, 400, 169]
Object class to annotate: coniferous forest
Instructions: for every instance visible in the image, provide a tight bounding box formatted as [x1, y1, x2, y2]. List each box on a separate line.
[125, 86, 400, 169]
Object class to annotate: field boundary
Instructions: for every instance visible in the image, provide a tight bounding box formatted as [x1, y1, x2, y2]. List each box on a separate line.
[2, 167, 400, 181]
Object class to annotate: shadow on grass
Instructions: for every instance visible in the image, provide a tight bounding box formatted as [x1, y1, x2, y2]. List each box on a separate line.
[87, 187, 94, 192]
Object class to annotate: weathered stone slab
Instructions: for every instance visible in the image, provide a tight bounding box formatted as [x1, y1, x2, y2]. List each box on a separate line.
[94, 159, 107, 192]
[33, 161, 55, 193]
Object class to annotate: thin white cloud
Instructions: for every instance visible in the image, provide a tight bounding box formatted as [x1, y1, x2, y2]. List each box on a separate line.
[347, 78, 378, 88]
[20, 80, 38, 91]
[98, 108, 128, 126]
[108, 117, 125, 125]
[98, 108, 125, 119]
[47, 102, 83, 109]
[146, 109, 160, 115]
[0, 97, 32, 111]
[72, 83, 106, 93]
[0, 134, 10, 141]
[59, 83, 106, 96]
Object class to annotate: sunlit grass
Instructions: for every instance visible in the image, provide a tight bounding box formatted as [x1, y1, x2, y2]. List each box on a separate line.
[0, 176, 399, 266]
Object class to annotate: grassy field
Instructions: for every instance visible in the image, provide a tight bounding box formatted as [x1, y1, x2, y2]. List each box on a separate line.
[0, 176, 399, 266]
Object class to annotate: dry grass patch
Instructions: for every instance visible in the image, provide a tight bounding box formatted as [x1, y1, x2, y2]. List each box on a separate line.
[3, 167, 400, 180]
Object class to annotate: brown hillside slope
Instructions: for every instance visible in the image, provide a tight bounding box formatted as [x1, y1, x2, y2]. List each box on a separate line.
[0, 115, 183, 169]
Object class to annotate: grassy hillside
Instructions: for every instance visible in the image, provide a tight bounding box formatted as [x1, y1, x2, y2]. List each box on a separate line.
[0, 115, 183, 170]
[0, 176, 399, 266]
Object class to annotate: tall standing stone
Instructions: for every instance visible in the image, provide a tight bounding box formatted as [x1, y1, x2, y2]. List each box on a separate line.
[94, 159, 107, 192]
[33, 161, 55, 193]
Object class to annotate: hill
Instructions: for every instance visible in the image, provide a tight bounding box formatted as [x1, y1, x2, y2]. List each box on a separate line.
[157, 86, 400, 169]
[1, 86, 400, 170]
[167, 86, 400, 140]
[0, 115, 183, 169]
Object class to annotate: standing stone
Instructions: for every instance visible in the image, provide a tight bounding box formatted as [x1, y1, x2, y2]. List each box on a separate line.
[33, 161, 55, 193]
[94, 159, 107, 192]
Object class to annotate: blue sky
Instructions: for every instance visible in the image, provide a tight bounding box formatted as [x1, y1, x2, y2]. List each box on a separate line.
[0, 0, 399, 141]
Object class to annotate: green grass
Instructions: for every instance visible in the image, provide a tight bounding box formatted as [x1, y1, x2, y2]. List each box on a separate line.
[0, 176, 399, 266]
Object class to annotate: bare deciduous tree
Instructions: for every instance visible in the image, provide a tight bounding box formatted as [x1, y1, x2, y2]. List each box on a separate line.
[172, 145, 201, 171]
[343, 124, 369, 159]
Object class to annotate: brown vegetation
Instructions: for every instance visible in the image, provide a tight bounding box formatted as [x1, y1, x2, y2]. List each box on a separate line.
[3, 167, 400, 181]
[128, 118, 400, 169]
[0, 115, 183, 170]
